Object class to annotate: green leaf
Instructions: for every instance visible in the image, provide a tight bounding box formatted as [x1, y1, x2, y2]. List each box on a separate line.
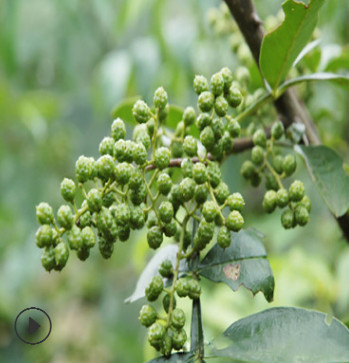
[190, 299, 204, 356]
[111, 96, 140, 126]
[198, 229, 274, 302]
[166, 104, 184, 130]
[147, 352, 195, 363]
[125, 244, 188, 303]
[209, 307, 349, 363]
[278, 72, 349, 95]
[260, 0, 326, 91]
[295, 145, 349, 217]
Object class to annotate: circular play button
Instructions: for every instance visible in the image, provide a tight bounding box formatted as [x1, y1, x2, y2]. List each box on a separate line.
[14, 307, 52, 345]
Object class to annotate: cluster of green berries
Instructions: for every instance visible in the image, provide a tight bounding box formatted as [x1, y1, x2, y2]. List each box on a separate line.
[240, 120, 311, 228]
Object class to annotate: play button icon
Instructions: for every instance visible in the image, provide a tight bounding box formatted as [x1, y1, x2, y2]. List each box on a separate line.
[15, 307, 52, 345]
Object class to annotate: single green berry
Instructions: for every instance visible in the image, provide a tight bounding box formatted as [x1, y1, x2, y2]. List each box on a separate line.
[214, 182, 230, 205]
[217, 226, 231, 249]
[41, 246, 56, 272]
[96, 155, 115, 181]
[98, 237, 114, 259]
[81, 226, 96, 248]
[171, 141, 183, 158]
[180, 177, 196, 202]
[220, 67, 233, 92]
[250, 171, 262, 187]
[227, 193, 245, 211]
[193, 75, 209, 94]
[281, 209, 294, 229]
[171, 309, 185, 330]
[282, 154, 297, 176]
[147, 226, 163, 249]
[130, 184, 146, 205]
[111, 118, 126, 141]
[153, 87, 168, 110]
[207, 162, 222, 188]
[113, 139, 127, 162]
[183, 107, 196, 126]
[75, 155, 94, 183]
[240, 160, 256, 179]
[132, 100, 151, 124]
[272, 155, 284, 174]
[198, 91, 214, 112]
[215, 96, 228, 117]
[159, 259, 173, 278]
[294, 204, 309, 226]
[36, 202, 54, 225]
[139, 305, 157, 327]
[60, 178, 76, 203]
[163, 220, 177, 237]
[76, 246, 90, 261]
[181, 158, 193, 178]
[263, 190, 277, 213]
[194, 184, 208, 204]
[54, 241, 69, 271]
[187, 279, 201, 300]
[162, 293, 176, 313]
[226, 87, 242, 108]
[226, 210, 244, 232]
[300, 195, 312, 212]
[210, 72, 224, 96]
[289, 180, 305, 202]
[193, 162, 208, 185]
[175, 121, 185, 137]
[211, 118, 224, 140]
[176, 278, 189, 297]
[161, 333, 172, 357]
[271, 121, 284, 140]
[158, 105, 169, 122]
[114, 203, 131, 226]
[129, 168, 143, 190]
[202, 201, 218, 222]
[276, 188, 289, 208]
[265, 173, 279, 191]
[118, 224, 130, 242]
[196, 113, 212, 131]
[157, 173, 172, 195]
[169, 185, 182, 210]
[67, 225, 83, 250]
[57, 205, 74, 230]
[132, 142, 147, 165]
[87, 188, 103, 212]
[145, 275, 164, 302]
[227, 117, 241, 138]
[222, 131, 234, 153]
[210, 139, 224, 161]
[130, 206, 145, 230]
[115, 162, 132, 185]
[252, 129, 267, 148]
[123, 140, 135, 163]
[99, 136, 114, 156]
[35, 225, 53, 248]
[172, 329, 187, 350]
[136, 132, 151, 151]
[197, 220, 215, 245]
[159, 201, 174, 224]
[251, 146, 265, 165]
[155, 147, 171, 170]
[147, 322, 165, 348]
[97, 207, 115, 234]
[183, 136, 197, 157]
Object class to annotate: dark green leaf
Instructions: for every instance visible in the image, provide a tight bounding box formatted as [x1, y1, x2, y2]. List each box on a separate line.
[260, 0, 326, 91]
[295, 145, 349, 217]
[190, 299, 204, 357]
[198, 229, 274, 302]
[111, 96, 140, 126]
[209, 307, 349, 363]
[125, 244, 188, 303]
[148, 352, 195, 363]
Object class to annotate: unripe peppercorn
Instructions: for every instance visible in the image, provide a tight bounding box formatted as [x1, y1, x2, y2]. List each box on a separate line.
[281, 209, 294, 229]
[251, 146, 265, 165]
[139, 305, 157, 327]
[96, 155, 115, 181]
[300, 195, 312, 212]
[41, 246, 56, 272]
[227, 193, 245, 211]
[157, 173, 172, 195]
[202, 201, 218, 222]
[271, 120, 284, 140]
[87, 188, 103, 212]
[98, 237, 114, 259]
[118, 224, 130, 242]
[272, 155, 284, 174]
[35, 225, 53, 248]
[179, 177, 196, 202]
[181, 158, 193, 178]
[217, 226, 231, 249]
[183, 136, 197, 157]
[211, 139, 224, 161]
[175, 121, 185, 137]
[163, 220, 177, 237]
[193, 75, 209, 94]
[153, 87, 168, 110]
[171, 309, 185, 330]
[36, 202, 54, 225]
[198, 91, 215, 112]
[265, 173, 279, 191]
[57, 205, 74, 230]
[289, 180, 305, 202]
[147, 226, 163, 249]
[129, 169, 143, 190]
[283, 154, 297, 176]
[75, 155, 94, 183]
[250, 171, 262, 187]
[97, 207, 114, 234]
[226, 211, 244, 232]
[145, 275, 164, 301]
[263, 190, 277, 213]
[294, 204, 309, 226]
[67, 225, 83, 250]
[169, 184, 182, 209]
[193, 163, 208, 184]
[102, 192, 115, 207]
[222, 131, 234, 153]
[162, 293, 176, 313]
[211, 118, 224, 140]
[136, 132, 151, 151]
[81, 226, 96, 248]
[155, 147, 171, 170]
[220, 67, 233, 92]
[115, 162, 132, 185]
[54, 241, 69, 270]
[159, 259, 173, 278]
[195, 184, 208, 204]
[159, 201, 174, 224]
[111, 118, 126, 141]
[197, 220, 215, 244]
[183, 107, 196, 126]
[60, 178, 76, 203]
[158, 105, 169, 123]
[227, 117, 241, 138]
[99, 136, 114, 156]
[276, 188, 289, 208]
[148, 322, 165, 347]
[132, 100, 151, 124]
[226, 87, 242, 108]
[253, 129, 267, 148]
[132, 142, 147, 165]
[130, 206, 145, 230]
[207, 162, 221, 188]
[172, 329, 187, 350]
[215, 95, 228, 117]
[240, 160, 256, 179]
[196, 113, 212, 131]
[176, 278, 189, 297]
[114, 139, 127, 162]
[187, 279, 201, 300]
[210, 72, 224, 96]
[114, 203, 131, 226]
[214, 182, 230, 205]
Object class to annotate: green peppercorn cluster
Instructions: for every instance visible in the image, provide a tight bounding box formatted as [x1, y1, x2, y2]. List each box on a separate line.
[240, 120, 311, 229]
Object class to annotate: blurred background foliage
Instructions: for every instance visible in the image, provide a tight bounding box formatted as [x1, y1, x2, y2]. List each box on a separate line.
[0, 0, 348, 362]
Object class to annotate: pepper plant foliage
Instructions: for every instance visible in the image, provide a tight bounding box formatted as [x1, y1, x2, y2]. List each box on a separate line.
[34, 0, 349, 362]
